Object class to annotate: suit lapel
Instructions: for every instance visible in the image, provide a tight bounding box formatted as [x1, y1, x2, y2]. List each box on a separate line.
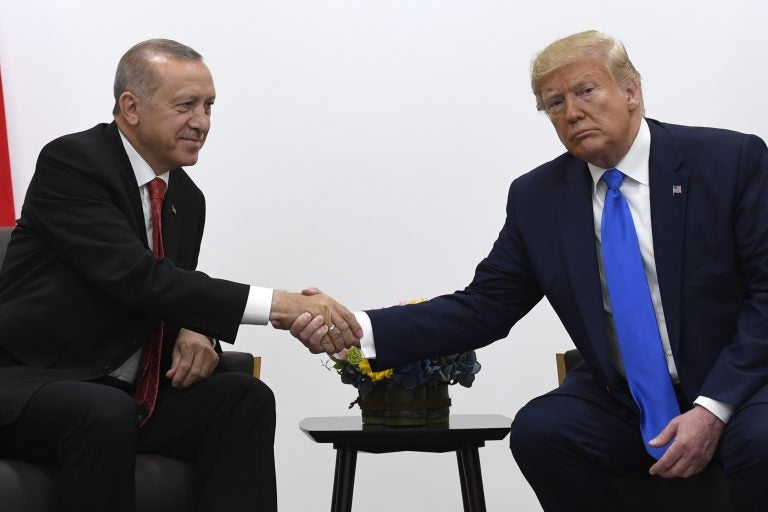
[556, 158, 612, 370]
[104, 127, 149, 249]
[647, 120, 688, 354]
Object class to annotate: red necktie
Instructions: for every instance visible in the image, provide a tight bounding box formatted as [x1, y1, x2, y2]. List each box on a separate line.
[136, 177, 166, 426]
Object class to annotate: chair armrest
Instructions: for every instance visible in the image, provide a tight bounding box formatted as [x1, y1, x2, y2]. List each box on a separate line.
[216, 351, 256, 376]
[555, 349, 583, 385]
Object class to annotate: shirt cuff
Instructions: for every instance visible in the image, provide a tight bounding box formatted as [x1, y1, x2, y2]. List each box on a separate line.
[241, 286, 273, 325]
[354, 311, 376, 358]
[693, 396, 734, 424]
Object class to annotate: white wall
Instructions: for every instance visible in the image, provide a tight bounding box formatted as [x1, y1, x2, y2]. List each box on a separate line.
[1, 1, 766, 510]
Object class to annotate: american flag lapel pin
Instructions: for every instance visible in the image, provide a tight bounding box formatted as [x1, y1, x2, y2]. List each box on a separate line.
[672, 185, 682, 196]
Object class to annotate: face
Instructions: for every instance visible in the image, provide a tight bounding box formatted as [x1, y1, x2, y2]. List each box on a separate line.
[540, 56, 641, 169]
[126, 57, 215, 173]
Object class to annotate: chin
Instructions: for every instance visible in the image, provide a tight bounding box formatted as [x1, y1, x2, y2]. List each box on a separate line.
[177, 154, 200, 168]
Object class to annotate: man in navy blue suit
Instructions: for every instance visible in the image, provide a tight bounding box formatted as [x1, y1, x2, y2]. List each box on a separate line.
[293, 30, 768, 510]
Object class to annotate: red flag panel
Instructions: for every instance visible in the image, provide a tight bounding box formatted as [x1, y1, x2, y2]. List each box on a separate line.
[0, 69, 15, 226]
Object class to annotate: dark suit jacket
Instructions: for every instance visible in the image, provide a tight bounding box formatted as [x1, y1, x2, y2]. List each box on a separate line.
[0, 122, 250, 425]
[368, 118, 768, 412]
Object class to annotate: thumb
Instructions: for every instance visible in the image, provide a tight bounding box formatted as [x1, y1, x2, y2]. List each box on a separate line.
[649, 420, 678, 447]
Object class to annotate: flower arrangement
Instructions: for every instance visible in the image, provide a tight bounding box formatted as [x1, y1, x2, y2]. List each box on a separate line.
[330, 346, 482, 399]
[326, 298, 481, 423]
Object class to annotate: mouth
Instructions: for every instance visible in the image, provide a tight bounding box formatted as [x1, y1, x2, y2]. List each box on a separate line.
[180, 137, 204, 149]
[571, 129, 597, 142]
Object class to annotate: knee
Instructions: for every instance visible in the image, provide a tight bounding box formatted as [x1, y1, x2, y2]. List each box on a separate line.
[722, 410, 768, 474]
[212, 373, 276, 420]
[61, 386, 137, 457]
[82, 389, 137, 438]
[509, 397, 563, 462]
[242, 376, 276, 417]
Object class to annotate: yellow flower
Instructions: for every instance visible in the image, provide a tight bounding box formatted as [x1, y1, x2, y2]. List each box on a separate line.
[359, 359, 394, 382]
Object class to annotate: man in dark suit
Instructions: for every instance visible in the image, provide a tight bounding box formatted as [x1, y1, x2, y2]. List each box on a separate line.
[0, 39, 361, 512]
[292, 30, 768, 510]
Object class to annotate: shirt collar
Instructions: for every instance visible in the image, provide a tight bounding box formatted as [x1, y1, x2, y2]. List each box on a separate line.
[588, 118, 651, 188]
[117, 128, 169, 188]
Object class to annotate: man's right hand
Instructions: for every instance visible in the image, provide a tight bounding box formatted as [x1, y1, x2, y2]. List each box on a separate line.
[270, 289, 362, 354]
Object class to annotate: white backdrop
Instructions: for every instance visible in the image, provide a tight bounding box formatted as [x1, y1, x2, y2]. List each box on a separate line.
[1, 1, 767, 510]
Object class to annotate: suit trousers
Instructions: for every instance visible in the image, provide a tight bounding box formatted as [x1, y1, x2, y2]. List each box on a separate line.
[0, 372, 277, 512]
[509, 369, 768, 512]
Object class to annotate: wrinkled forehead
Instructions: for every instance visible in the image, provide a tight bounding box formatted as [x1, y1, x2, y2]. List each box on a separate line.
[540, 57, 614, 94]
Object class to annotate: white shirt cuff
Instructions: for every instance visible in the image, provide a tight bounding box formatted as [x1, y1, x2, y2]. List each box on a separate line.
[693, 396, 734, 424]
[241, 286, 273, 325]
[354, 311, 377, 358]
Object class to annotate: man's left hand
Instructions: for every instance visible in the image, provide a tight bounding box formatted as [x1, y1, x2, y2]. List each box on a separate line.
[166, 328, 219, 388]
[648, 405, 725, 478]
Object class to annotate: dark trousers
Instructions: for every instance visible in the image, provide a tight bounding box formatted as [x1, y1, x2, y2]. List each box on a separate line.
[509, 370, 768, 512]
[0, 372, 277, 512]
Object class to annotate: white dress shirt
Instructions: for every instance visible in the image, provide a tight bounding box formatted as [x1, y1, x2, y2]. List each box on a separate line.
[359, 119, 733, 423]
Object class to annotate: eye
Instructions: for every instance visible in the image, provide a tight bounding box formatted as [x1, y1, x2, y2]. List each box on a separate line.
[204, 101, 214, 114]
[546, 98, 564, 114]
[579, 85, 597, 98]
[175, 102, 194, 112]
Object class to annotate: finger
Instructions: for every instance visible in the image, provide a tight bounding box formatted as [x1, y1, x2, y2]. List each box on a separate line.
[179, 347, 213, 388]
[166, 345, 182, 380]
[332, 303, 363, 341]
[307, 324, 329, 353]
[290, 312, 316, 338]
[170, 348, 195, 388]
[649, 418, 679, 447]
[196, 349, 219, 382]
[299, 316, 326, 342]
[325, 323, 346, 353]
[302, 287, 322, 296]
[320, 333, 336, 355]
[648, 439, 683, 476]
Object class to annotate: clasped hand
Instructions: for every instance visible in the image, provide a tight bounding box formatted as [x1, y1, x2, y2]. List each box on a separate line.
[166, 328, 219, 388]
[270, 288, 362, 354]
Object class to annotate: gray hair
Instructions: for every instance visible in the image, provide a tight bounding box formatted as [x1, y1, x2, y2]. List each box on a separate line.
[112, 39, 203, 115]
[530, 30, 642, 112]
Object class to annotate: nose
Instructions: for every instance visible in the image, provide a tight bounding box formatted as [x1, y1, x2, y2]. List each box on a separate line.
[188, 104, 210, 133]
[564, 97, 584, 123]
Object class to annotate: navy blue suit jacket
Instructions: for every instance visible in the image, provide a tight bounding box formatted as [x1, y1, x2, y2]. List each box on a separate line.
[368, 119, 768, 412]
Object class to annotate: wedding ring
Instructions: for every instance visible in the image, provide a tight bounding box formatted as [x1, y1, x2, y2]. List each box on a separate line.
[327, 324, 337, 335]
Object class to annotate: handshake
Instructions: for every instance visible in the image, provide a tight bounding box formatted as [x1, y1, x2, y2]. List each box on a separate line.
[269, 287, 362, 354]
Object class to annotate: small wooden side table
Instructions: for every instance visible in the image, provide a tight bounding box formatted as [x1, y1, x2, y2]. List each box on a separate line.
[299, 414, 512, 512]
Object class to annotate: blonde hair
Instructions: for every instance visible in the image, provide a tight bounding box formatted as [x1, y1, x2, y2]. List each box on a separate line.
[530, 30, 642, 112]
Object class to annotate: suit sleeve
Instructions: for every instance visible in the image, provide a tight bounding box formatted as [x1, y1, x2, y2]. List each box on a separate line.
[367, 179, 545, 369]
[700, 135, 768, 406]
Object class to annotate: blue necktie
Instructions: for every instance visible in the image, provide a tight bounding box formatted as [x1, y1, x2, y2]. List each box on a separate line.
[600, 169, 680, 459]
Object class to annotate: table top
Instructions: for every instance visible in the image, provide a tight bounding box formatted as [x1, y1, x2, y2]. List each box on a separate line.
[300, 414, 512, 453]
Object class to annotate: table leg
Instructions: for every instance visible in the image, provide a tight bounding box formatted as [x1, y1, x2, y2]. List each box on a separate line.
[332, 447, 357, 512]
[457, 446, 486, 512]
[456, 451, 470, 511]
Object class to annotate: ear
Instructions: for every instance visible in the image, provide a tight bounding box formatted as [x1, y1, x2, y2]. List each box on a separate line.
[626, 82, 641, 112]
[117, 92, 141, 125]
